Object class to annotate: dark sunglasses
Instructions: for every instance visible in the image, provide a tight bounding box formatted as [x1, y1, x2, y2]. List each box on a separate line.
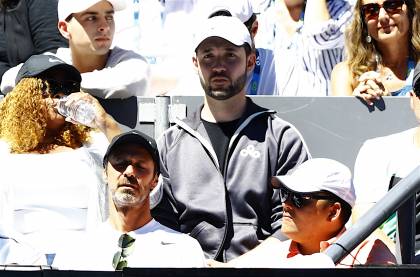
[361, 0, 405, 21]
[44, 79, 80, 96]
[279, 187, 338, 209]
[112, 233, 135, 270]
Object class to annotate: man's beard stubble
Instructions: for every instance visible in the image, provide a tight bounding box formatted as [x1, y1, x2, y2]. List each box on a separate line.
[200, 71, 248, 101]
[112, 188, 147, 209]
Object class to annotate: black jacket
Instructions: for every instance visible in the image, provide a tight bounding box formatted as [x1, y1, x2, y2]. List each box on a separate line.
[0, 0, 67, 90]
[153, 99, 310, 261]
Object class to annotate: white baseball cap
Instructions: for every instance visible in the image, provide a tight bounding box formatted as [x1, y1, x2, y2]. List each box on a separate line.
[193, 16, 253, 52]
[272, 158, 356, 207]
[197, 0, 254, 23]
[58, 0, 127, 21]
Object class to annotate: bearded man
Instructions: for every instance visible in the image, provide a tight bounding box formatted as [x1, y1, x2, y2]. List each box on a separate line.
[152, 16, 310, 262]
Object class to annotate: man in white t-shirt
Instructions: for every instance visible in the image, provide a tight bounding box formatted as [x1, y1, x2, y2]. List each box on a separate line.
[53, 130, 205, 270]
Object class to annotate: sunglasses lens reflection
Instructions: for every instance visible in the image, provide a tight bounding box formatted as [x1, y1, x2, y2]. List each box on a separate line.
[280, 188, 304, 208]
[362, 0, 404, 21]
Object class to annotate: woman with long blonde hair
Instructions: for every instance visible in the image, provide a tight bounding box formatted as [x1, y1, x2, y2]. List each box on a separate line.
[331, 0, 419, 105]
[0, 55, 120, 265]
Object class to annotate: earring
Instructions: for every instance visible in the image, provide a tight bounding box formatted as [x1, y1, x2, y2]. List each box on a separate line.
[365, 35, 372, 43]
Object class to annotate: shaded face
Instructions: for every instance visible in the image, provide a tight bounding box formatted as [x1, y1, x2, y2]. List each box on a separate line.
[39, 68, 81, 130]
[193, 37, 252, 100]
[43, 96, 66, 131]
[39, 68, 81, 97]
[361, 0, 410, 43]
[106, 144, 157, 209]
[281, 192, 333, 244]
[66, 1, 115, 55]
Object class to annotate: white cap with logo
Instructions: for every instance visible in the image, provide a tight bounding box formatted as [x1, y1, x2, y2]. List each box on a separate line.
[58, 0, 127, 21]
[192, 16, 253, 52]
[272, 158, 356, 207]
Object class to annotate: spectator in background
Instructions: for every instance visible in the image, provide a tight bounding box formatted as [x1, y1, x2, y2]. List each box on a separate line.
[331, 0, 419, 105]
[53, 130, 205, 270]
[256, 0, 353, 96]
[250, 0, 273, 14]
[0, 55, 121, 265]
[352, 61, 420, 258]
[113, 0, 199, 96]
[172, 0, 278, 96]
[208, 159, 396, 268]
[152, 16, 309, 262]
[0, 0, 67, 93]
[1, 0, 150, 99]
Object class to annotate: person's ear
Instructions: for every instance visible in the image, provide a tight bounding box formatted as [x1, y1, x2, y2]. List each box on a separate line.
[246, 51, 256, 74]
[58, 20, 70, 40]
[250, 20, 259, 39]
[327, 202, 342, 222]
[150, 174, 159, 191]
[192, 55, 199, 70]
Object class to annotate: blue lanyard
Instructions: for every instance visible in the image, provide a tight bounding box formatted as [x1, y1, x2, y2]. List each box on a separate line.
[133, 0, 140, 23]
[407, 59, 415, 76]
[249, 49, 261, 95]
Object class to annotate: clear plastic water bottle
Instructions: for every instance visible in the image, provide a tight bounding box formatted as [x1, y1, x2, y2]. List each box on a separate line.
[56, 96, 96, 127]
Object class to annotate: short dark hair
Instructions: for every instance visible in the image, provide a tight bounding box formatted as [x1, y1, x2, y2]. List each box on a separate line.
[244, 13, 257, 32]
[65, 14, 74, 22]
[321, 190, 352, 226]
[208, 10, 232, 18]
[414, 79, 420, 97]
[243, 43, 253, 56]
[338, 200, 352, 226]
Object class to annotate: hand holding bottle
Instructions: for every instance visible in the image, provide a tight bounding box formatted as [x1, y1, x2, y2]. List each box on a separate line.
[54, 92, 107, 128]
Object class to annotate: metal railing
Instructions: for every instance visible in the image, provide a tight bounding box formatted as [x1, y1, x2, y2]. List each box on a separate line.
[325, 166, 420, 264]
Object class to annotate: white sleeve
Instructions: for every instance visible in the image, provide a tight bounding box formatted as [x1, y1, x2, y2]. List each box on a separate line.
[0, 64, 23, 94]
[353, 139, 392, 204]
[80, 48, 151, 99]
[186, 238, 207, 268]
[279, 253, 335, 268]
[84, 131, 110, 225]
[0, 142, 13, 228]
[302, 1, 353, 50]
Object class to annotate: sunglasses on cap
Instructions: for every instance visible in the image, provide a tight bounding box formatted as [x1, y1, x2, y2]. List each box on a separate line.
[43, 79, 80, 96]
[279, 186, 339, 209]
[361, 0, 405, 21]
[112, 233, 136, 270]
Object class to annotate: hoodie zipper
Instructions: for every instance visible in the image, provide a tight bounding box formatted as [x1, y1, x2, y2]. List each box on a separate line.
[175, 110, 272, 260]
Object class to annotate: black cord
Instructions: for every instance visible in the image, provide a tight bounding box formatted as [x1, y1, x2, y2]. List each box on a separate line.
[331, 242, 362, 267]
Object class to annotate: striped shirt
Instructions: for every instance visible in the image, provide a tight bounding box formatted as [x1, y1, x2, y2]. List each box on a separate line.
[256, 0, 353, 96]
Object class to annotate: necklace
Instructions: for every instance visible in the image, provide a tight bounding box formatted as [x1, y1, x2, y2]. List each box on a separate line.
[383, 62, 414, 82]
